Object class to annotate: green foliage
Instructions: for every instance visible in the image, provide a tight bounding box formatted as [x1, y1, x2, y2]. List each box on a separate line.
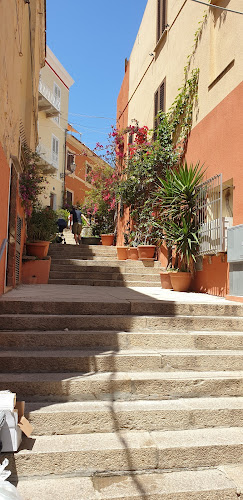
[84, 163, 117, 235]
[155, 162, 205, 271]
[27, 206, 57, 242]
[56, 208, 70, 223]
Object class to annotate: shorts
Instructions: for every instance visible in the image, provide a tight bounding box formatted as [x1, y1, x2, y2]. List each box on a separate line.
[72, 222, 82, 235]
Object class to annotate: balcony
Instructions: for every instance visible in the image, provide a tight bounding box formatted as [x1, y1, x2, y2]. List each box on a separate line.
[36, 142, 59, 174]
[38, 81, 60, 117]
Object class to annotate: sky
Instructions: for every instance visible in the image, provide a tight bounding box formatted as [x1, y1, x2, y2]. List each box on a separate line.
[46, 0, 148, 152]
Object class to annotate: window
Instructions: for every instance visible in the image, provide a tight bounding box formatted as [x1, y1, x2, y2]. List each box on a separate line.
[53, 82, 61, 104]
[67, 152, 75, 172]
[50, 192, 57, 211]
[51, 135, 59, 168]
[53, 83, 61, 124]
[154, 79, 166, 135]
[157, 0, 167, 43]
[66, 190, 73, 208]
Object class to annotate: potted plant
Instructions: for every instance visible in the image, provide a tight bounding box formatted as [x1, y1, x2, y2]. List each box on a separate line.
[26, 206, 57, 258]
[156, 162, 205, 291]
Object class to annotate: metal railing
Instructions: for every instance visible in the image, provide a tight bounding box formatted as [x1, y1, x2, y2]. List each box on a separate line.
[197, 174, 223, 255]
[36, 142, 58, 169]
[38, 81, 61, 112]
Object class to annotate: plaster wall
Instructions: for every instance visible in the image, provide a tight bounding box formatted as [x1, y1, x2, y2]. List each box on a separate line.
[38, 53, 73, 209]
[65, 135, 110, 208]
[0, 0, 45, 294]
[127, 0, 243, 132]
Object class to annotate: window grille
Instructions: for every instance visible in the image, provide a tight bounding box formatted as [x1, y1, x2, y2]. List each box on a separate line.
[197, 174, 223, 255]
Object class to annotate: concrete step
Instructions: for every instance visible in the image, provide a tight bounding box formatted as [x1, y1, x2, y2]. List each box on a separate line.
[16, 467, 242, 500]
[2, 349, 243, 373]
[48, 278, 161, 287]
[0, 330, 243, 350]
[0, 371, 242, 401]
[50, 263, 161, 273]
[50, 259, 161, 269]
[1, 313, 243, 331]
[3, 427, 243, 478]
[1, 300, 242, 317]
[49, 244, 117, 253]
[25, 397, 243, 435]
[49, 271, 161, 282]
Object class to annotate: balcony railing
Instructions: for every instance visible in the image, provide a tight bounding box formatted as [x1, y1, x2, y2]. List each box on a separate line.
[36, 142, 59, 174]
[38, 81, 60, 117]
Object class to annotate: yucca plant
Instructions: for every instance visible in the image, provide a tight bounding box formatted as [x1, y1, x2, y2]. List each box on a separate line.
[156, 162, 205, 271]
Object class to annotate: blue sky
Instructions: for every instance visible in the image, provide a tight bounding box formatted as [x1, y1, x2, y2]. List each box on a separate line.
[46, 0, 147, 151]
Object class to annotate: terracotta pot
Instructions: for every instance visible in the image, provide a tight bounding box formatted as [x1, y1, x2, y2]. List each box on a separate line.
[160, 271, 172, 289]
[127, 247, 139, 260]
[101, 234, 114, 246]
[26, 241, 50, 259]
[169, 271, 192, 292]
[137, 245, 156, 260]
[116, 246, 128, 260]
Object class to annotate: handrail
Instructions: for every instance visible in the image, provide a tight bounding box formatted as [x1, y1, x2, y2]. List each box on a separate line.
[0, 239, 7, 263]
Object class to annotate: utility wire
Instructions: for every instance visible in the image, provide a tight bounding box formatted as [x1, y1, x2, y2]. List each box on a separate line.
[191, 0, 243, 15]
[69, 112, 116, 120]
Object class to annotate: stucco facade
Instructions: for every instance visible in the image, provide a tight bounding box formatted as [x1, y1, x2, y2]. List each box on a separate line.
[117, 0, 243, 296]
[38, 47, 74, 210]
[65, 131, 111, 208]
[0, 0, 46, 295]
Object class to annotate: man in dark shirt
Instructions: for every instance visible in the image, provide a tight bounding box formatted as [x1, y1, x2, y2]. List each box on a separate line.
[70, 205, 89, 245]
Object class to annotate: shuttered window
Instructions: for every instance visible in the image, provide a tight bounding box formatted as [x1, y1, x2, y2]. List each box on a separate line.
[52, 135, 59, 167]
[154, 79, 166, 136]
[157, 0, 167, 43]
[53, 83, 61, 103]
[67, 153, 75, 172]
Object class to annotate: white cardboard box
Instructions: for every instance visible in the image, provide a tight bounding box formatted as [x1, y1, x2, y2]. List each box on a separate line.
[1, 410, 22, 452]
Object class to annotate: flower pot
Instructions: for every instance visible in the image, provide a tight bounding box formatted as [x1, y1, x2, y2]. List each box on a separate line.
[169, 271, 192, 292]
[101, 234, 114, 246]
[160, 271, 172, 289]
[116, 246, 128, 260]
[26, 241, 50, 259]
[127, 247, 139, 260]
[137, 245, 156, 260]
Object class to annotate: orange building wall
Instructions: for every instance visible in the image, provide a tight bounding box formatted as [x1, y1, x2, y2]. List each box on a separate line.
[65, 140, 88, 206]
[185, 82, 243, 296]
[116, 61, 130, 246]
[186, 82, 243, 226]
[0, 144, 10, 295]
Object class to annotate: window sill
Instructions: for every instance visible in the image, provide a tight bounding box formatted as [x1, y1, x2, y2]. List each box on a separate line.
[154, 28, 168, 53]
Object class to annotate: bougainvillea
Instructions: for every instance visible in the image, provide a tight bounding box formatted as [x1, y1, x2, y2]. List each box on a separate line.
[84, 163, 118, 235]
[19, 147, 48, 217]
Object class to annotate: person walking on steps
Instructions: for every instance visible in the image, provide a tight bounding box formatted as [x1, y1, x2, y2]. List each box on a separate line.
[70, 204, 90, 245]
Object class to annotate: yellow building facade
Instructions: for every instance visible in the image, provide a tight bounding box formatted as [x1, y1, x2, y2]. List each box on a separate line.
[38, 47, 74, 210]
[0, 0, 46, 294]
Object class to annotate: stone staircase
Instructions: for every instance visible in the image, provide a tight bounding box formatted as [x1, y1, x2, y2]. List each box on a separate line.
[0, 292, 243, 498]
[48, 243, 162, 287]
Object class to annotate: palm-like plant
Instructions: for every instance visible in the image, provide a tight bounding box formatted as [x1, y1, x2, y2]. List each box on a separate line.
[156, 162, 205, 271]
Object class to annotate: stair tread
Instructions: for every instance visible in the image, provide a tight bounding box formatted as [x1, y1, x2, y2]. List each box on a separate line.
[13, 427, 243, 454]
[16, 467, 242, 500]
[2, 348, 243, 356]
[1, 370, 243, 381]
[26, 396, 243, 413]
